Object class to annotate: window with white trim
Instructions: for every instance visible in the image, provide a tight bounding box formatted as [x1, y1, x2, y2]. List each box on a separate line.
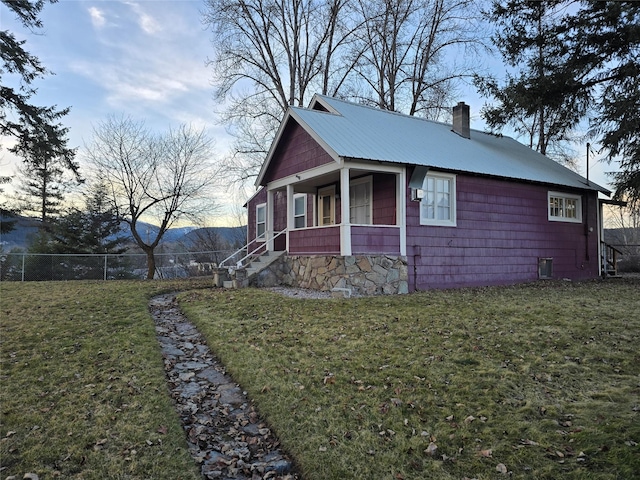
[294, 194, 306, 228]
[349, 176, 372, 224]
[548, 192, 582, 223]
[256, 203, 266, 241]
[318, 186, 335, 225]
[420, 172, 456, 226]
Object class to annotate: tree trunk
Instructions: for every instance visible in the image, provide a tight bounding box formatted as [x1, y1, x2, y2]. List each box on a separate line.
[536, 7, 546, 155]
[145, 249, 156, 280]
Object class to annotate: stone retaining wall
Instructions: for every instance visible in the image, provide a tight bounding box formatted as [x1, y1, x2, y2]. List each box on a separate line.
[250, 255, 409, 295]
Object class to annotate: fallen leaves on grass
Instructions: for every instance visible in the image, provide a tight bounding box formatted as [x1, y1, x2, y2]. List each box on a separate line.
[519, 438, 539, 446]
[424, 442, 438, 456]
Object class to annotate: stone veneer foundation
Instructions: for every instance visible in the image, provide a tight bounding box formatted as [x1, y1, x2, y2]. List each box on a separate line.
[249, 255, 409, 295]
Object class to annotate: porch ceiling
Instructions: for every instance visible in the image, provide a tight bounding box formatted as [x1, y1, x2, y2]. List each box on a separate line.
[274, 167, 380, 193]
[292, 171, 340, 193]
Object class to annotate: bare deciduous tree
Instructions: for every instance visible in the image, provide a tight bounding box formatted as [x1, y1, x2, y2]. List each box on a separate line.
[204, 0, 359, 181]
[205, 0, 485, 186]
[353, 0, 483, 119]
[605, 201, 640, 263]
[86, 116, 218, 279]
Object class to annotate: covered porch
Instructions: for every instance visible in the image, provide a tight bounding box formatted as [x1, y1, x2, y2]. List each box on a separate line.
[262, 159, 407, 257]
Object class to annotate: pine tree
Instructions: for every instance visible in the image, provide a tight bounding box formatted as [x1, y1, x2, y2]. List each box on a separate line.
[26, 182, 129, 280]
[478, 0, 640, 204]
[1, 0, 78, 177]
[475, 0, 586, 165]
[564, 1, 640, 208]
[44, 181, 127, 255]
[14, 147, 70, 223]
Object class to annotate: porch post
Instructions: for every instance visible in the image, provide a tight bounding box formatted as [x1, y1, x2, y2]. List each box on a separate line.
[286, 184, 294, 252]
[598, 199, 604, 276]
[340, 167, 352, 256]
[398, 168, 407, 256]
[267, 189, 275, 251]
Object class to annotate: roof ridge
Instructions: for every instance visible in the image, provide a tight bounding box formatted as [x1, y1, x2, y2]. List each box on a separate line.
[310, 94, 490, 134]
[283, 94, 609, 195]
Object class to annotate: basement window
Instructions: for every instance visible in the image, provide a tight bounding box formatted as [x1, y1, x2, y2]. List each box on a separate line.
[538, 258, 553, 279]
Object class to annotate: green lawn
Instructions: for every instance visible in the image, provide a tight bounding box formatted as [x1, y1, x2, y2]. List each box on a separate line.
[1, 278, 639, 479]
[0, 280, 209, 480]
[178, 279, 640, 480]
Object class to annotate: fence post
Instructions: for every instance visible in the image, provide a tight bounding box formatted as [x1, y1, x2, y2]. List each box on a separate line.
[21, 253, 25, 282]
[104, 255, 108, 281]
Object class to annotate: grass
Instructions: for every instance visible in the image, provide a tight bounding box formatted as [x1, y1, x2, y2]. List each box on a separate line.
[1, 278, 639, 479]
[178, 279, 640, 480]
[0, 279, 211, 480]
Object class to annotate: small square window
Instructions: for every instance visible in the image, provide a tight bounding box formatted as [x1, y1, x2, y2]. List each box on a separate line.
[420, 172, 456, 226]
[548, 192, 582, 223]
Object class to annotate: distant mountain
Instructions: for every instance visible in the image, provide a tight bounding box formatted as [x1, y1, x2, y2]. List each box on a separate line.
[604, 227, 639, 248]
[0, 214, 246, 251]
[178, 226, 247, 249]
[128, 223, 198, 244]
[0, 215, 41, 250]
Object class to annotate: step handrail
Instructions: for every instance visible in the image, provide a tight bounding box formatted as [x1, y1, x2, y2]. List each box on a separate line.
[600, 240, 622, 275]
[219, 229, 287, 269]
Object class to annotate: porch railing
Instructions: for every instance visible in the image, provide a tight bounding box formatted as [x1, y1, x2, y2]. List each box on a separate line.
[219, 229, 287, 270]
[601, 241, 623, 276]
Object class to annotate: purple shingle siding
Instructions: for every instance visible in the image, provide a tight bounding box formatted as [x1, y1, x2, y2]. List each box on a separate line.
[405, 172, 599, 290]
[247, 100, 603, 292]
[289, 227, 341, 254]
[262, 122, 334, 184]
[372, 173, 396, 225]
[352, 226, 400, 254]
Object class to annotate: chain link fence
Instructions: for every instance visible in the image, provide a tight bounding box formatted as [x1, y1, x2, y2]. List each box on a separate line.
[0, 250, 236, 282]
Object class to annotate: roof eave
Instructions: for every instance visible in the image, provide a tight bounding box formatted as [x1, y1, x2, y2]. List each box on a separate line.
[255, 110, 294, 188]
[256, 104, 344, 188]
[429, 165, 611, 195]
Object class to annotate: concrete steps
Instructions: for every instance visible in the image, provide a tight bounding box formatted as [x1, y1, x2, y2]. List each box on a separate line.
[244, 251, 285, 277]
[222, 251, 285, 289]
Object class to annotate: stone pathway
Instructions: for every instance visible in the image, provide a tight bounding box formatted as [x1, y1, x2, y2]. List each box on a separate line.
[149, 294, 300, 480]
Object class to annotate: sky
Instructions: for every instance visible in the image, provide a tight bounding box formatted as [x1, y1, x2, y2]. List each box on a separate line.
[1, 0, 237, 224]
[1, 0, 617, 226]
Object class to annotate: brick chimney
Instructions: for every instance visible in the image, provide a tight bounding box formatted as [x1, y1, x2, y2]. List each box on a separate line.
[452, 101, 470, 139]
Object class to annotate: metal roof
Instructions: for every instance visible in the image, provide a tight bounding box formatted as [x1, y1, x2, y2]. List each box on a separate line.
[281, 94, 609, 194]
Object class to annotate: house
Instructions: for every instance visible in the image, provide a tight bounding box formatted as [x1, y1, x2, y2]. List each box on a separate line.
[232, 94, 612, 294]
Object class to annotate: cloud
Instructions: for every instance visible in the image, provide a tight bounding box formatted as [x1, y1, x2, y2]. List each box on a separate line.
[71, 0, 212, 115]
[88, 6, 106, 28]
[66, 0, 221, 149]
[124, 1, 161, 35]
[71, 50, 208, 107]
